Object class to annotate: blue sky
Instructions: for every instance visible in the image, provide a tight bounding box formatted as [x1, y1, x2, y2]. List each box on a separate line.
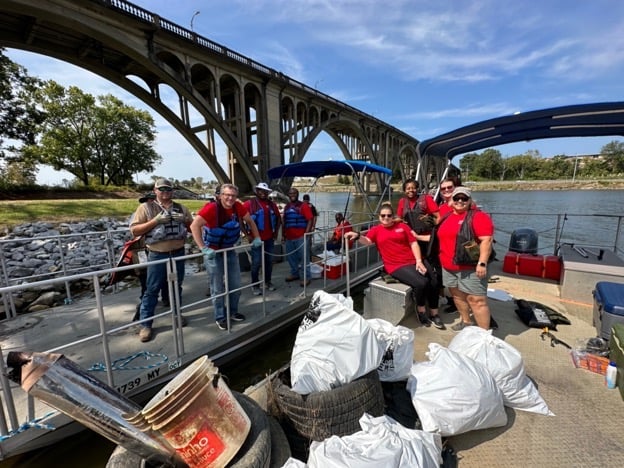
[6, 0, 624, 185]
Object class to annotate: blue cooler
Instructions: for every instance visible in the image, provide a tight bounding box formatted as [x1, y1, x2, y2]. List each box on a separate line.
[593, 282, 624, 340]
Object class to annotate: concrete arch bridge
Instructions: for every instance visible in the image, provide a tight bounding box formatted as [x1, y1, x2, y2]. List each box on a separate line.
[0, 0, 443, 194]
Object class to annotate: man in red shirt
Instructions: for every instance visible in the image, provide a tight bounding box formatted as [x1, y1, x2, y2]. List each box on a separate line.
[325, 212, 353, 253]
[282, 188, 314, 286]
[243, 182, 282, 295]
[190, 183, 260, 331]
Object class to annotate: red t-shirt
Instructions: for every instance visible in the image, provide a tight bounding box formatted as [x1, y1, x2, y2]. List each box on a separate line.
[437, 210, 494, 271]
[243, 198, 279, 241]
[397, 194, 439, 218]
[365, 222, 418, 274]
[438, 202, 452, 217]
[197, 201, 248, 229]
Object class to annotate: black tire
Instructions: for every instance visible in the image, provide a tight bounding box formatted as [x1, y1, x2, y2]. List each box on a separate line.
[105, 446, 146, 468]
[270, 368, 384, 441]
[105, 393, 271, 468]
[268, 415, 291, 468]
[229, 392, 271, 468]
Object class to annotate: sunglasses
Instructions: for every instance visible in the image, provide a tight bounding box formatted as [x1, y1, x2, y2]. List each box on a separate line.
[157, 186, 173, 192]
[379, 214, 393, 218]
[453, 196, 469, 202]
[440, 186, 454, 191]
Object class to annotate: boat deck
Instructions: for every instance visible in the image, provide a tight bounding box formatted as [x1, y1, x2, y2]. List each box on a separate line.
[405, 261, 624, 467]
[0, 247, 381, 459]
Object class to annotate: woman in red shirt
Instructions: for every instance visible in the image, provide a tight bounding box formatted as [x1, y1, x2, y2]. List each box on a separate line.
[345, 203, 445, 329]
[436, 187, 494, 331]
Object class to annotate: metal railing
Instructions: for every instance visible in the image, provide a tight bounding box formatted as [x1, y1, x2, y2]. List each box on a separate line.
[487, 212, 624, 257]
[0, 230, 382, 443]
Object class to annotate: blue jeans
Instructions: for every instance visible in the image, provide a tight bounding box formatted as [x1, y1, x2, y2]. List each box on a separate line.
[251, 239, 274, 285]
[139, 248, 185, 328]
[285, 237, 311, 279]
[207, 249, 241, 321]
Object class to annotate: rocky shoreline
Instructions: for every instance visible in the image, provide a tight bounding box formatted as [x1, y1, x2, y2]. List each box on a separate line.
[0, 218, 199, 317]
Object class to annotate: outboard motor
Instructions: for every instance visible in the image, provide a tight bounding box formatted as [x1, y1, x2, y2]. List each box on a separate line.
[509, 228, 538, 254]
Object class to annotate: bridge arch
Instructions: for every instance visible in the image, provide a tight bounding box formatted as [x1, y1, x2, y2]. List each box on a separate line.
[0, 0, 420, 194]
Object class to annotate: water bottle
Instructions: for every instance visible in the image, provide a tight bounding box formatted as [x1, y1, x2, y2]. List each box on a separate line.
[605, 361, 617, 389]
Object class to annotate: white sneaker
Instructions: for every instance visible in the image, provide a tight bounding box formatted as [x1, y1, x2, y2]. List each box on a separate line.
[252, 286, 262, 296]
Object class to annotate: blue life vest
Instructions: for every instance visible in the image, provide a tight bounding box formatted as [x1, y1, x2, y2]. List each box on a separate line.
[283, 201, 308, 229]
[249, 198, 278, 233]
[144, 202, 188, 246]
[202, 202, 241, 248]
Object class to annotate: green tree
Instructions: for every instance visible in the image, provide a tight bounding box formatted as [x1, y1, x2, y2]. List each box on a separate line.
[471, 149, 503, 179]
[0, 49, 45, 183]
[600, 140, 624, 174]
[506, 153, 539, 179]
[25, 82, 161, 186]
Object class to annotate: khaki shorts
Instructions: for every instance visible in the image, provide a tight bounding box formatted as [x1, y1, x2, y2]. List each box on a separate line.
[442, 268, 487, 296]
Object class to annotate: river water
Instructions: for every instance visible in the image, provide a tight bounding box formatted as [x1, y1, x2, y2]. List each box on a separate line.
[3, 189, 622, 467]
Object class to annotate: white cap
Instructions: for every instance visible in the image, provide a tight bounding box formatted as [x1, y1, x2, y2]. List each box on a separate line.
[255, 182, 271, 192]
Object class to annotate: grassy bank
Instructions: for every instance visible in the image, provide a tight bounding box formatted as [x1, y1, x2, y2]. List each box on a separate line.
[0, 199, 209, 231]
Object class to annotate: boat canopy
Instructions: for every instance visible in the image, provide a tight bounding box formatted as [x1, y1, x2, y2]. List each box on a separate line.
[267, 160, 392, 179]
[268, 160, 393, 218]
[416, 101, 624, 198]
[417, 101, 624, 161]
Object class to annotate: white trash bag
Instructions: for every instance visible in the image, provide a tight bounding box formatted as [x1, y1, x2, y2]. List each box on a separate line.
[290, 291, 385, 394]
[406, 343, 507, 436]
[306, 413, 442, 468]
[280, 458, 307, 468]
[367, 318, 414, 382]
[448, 326, 554, 416]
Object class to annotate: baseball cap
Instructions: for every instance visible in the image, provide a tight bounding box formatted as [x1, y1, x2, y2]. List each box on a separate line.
[155, 178, 172, 189]
[139, 192, 156, 203]
[451, 186, 471, 198]
[255, 182, 271, 192]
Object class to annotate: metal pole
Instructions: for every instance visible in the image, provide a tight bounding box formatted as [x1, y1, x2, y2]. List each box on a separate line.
[614, 216, 623, 253]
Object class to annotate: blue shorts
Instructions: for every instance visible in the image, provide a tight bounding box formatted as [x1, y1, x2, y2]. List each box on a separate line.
[442, 268, 487, 296]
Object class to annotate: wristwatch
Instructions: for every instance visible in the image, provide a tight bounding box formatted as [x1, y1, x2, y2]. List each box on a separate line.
[478, 262, 487, 267]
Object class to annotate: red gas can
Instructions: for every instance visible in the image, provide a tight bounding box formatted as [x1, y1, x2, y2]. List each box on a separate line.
[503, 252, 518, 274]
[543, 255, 562, 281]
[517, 254, 545, 278]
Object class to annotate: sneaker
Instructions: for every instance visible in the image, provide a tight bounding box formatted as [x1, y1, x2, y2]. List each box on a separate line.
[489, 315, 499, 330]
[251, 286, 263, 296]
[215, 320, 227, 330]
[266, 282, 276, 291]
[430, 315, 446, 330]
[451, 321, 473, 332]
[300, 279, 311, 287]
[179, 315, 188, 327]
[139, 327, 153, 342]
[232, 313, 246, 322]
[417, 313, 431, 327]
[285, 275, 300, 282]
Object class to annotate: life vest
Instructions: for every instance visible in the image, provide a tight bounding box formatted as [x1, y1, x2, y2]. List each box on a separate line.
[144, 202, 188, 246]
[283, 201, 308, 229]
[402, 195, 432, 234]
[248, 198, 278, 233]
[453, 210, 479, 265]
[202, 202, 241, 248]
